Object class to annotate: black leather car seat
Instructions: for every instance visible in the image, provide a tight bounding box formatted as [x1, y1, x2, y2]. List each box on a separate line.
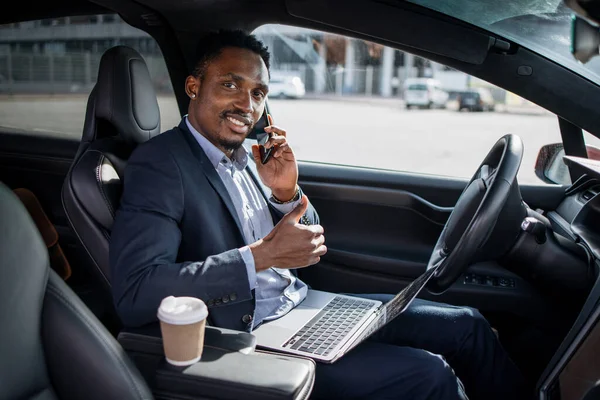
[62, 46, 161, 289]
[0, 181, 154, 400]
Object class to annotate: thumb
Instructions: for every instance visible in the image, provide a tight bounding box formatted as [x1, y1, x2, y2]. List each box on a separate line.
[251, 144, 261, 164]
[282, 194, 309, 224]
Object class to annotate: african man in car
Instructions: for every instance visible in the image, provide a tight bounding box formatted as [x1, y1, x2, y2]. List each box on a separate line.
[110, 30, 528, 400]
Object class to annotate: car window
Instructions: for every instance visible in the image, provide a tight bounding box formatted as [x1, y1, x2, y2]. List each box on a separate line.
[408, 84, 428, 90]
[0, 14, 179, 140]
[254, 24, 563, 184]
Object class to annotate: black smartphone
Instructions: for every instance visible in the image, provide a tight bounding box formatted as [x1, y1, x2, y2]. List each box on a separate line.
[252, 110, 274, 164]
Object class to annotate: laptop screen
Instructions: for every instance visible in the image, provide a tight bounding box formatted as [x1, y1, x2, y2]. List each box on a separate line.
[382, 265, 439, 323]
[343, 266, 440, 355]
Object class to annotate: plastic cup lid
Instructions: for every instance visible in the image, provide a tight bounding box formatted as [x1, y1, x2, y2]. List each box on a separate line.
[157, 296, 208, 325]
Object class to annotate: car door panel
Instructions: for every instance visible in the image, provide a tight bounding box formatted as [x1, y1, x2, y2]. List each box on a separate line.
[0, 132, 86, 276]
[298, 162, 562, 323]
[303, 181, 448, 272]
[0, 131, 78, 227]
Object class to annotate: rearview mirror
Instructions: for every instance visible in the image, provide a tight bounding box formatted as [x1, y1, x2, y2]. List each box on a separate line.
[571, 15, 600, 63]
[535, 143, 571, 185]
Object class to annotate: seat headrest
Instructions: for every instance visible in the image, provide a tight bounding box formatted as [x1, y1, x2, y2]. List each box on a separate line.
[95, 46, 161, 144]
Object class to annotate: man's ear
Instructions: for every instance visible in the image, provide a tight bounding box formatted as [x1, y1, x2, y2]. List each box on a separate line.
[185, 75, 200, 99]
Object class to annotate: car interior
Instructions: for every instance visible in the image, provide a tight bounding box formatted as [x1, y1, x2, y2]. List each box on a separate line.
[2, 0, 600, 399]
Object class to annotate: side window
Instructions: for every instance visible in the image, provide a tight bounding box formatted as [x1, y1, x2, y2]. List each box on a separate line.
[253, 24, 563, 185]
[0, 15, 179, 140]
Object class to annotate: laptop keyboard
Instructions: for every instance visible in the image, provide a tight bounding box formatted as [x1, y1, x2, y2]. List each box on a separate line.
[282, 296, 374, 356]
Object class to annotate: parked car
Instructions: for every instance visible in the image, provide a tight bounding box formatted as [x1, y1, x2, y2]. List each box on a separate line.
[268, 73, 306, 99]
[457, 88, 496, 111]
[403, 78, 449, 109]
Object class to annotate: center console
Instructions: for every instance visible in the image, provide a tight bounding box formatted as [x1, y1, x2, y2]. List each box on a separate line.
[118, 327, 315, 400]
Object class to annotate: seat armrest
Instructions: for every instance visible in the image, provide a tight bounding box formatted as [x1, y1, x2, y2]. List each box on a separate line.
[119, 326, 257, 355]
[118, 328, 315, 400]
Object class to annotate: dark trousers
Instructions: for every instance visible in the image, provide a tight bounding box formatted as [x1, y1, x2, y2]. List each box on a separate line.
[311, 295, 527, 400]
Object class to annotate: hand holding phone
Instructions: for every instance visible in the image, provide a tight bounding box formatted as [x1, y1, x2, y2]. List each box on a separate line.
[250, 110, 299, 200]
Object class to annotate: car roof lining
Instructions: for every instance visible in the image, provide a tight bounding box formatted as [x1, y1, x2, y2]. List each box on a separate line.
[3, 0, 599, 136]
[284, 0, 493, 65]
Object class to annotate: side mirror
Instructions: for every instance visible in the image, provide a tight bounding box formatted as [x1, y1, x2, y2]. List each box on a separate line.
[535, 143, 571, 185]
[535, 143, 600, 185]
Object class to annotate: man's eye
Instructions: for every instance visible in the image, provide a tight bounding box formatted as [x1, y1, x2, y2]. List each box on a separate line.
[253, 91, 265, 98]
[223, 83, 236, 89]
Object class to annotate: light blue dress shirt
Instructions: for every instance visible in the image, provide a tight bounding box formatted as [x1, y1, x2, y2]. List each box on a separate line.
[185, 117, 308, 329]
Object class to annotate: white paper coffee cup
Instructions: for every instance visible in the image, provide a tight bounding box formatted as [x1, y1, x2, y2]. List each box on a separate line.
[157, 296, 208, 366]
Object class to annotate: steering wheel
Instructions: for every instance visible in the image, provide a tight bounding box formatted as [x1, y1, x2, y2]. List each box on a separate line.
[426, 134, 524, 293]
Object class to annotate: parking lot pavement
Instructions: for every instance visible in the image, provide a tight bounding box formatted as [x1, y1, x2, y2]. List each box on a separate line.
[267, 98, 577, 184]
[2, 94, 598, 185]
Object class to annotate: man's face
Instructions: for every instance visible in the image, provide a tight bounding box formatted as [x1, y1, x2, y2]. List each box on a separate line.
[186, 47, 269, 153]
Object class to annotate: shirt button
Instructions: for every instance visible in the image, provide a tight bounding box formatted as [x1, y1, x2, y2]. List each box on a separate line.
[242, 314, 253, 324]
[230, 293, 237, 301]
[222, 295, 230, 303]
[207, 299, 215, 307]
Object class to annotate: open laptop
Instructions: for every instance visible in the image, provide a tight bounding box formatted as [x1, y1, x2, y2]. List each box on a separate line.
[252, 266, 439, 364]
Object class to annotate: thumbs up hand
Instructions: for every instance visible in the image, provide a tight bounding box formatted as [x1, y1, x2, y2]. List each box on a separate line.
[249, 195, 327, 272]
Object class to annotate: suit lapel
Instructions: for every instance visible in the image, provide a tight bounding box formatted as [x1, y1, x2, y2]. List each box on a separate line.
[177, 120, 245, 238]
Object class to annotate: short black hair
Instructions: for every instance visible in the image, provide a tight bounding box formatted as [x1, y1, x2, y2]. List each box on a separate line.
[192, 30, 270, 79]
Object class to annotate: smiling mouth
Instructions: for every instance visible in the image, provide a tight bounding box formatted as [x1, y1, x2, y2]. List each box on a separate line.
[224, 115, 251, 134]
[226, 116, 248, 127]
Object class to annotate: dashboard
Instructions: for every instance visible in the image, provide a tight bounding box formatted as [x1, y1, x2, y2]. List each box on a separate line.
[537, 156, 600, 400]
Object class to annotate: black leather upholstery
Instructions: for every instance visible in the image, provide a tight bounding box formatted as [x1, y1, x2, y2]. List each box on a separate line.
[62, 46, 160, 287]
[0, 181, 153, 400]
[95, 46, 161, 144]
[0, 182, 52, 400]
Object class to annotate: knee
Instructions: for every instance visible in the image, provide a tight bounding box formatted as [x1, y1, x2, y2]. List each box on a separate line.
[376, 352, 464, 400]
[456, 307, 493, 335]
[424, 353, 465, 398]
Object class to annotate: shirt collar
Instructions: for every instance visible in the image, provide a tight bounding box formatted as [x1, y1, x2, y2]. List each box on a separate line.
[185, 116, 249, 171]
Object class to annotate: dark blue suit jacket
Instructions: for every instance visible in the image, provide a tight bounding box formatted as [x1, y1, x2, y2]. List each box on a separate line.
[110, 120, 319, 332]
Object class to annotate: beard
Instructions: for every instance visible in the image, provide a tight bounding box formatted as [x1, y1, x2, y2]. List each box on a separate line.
[218, 135, 245, 152]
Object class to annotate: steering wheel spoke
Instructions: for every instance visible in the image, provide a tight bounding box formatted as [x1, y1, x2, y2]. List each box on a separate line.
[479, 165, 497, 188]
[427, 249, 447, 271]
[485, 171, 497, 188]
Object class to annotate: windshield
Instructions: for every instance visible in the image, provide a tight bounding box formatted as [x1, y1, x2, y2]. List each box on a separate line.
[407, 0, 600, 85]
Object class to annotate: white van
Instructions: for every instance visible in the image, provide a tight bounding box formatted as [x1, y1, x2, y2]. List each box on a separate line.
[403, 78, 449, 109]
